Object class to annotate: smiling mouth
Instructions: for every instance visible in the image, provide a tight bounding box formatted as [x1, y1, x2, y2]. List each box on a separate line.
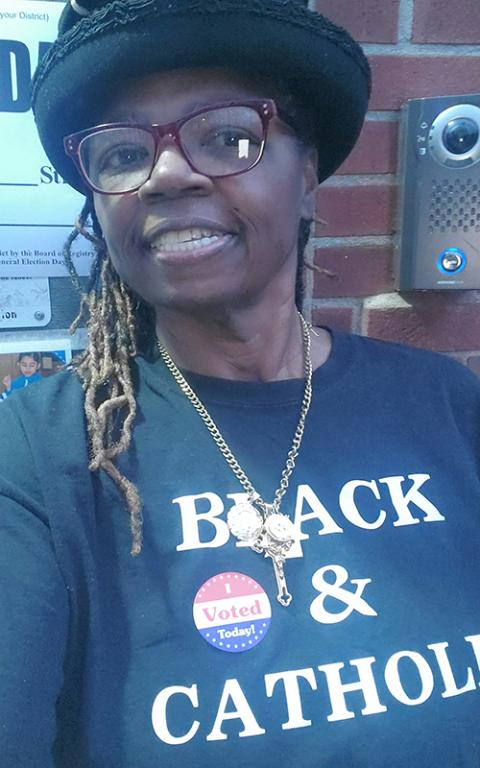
[149, 228, 232, 253]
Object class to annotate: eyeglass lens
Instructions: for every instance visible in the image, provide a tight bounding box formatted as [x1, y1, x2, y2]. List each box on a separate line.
[79, 106, 264, 192]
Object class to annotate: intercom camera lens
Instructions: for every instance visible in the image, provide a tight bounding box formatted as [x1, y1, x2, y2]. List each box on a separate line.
[442, 118, 479, 155]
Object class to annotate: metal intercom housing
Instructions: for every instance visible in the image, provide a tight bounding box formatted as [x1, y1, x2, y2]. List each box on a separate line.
[397, 92, 480, 290]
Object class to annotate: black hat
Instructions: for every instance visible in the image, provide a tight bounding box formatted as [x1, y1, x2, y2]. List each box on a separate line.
[32, 0, 371, 192]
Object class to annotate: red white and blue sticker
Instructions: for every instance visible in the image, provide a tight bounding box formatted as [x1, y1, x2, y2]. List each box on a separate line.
[193, 572, 271, 653]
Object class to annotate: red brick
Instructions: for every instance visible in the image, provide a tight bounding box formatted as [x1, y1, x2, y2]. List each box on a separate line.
[467, 356, 480, 376]
[369, 56, 480, 111]
[314, 0, 399, 42]
[413, 0, 480, 44]
[311, 307, 354, 333]
[337, 121, 399, 176]
[313, 245, 394, 298]
[315, 184, 397, 237]
[365, 297, 480, 351]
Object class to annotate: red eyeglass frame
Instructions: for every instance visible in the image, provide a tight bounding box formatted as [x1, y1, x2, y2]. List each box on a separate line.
[63, 99, 278, 195]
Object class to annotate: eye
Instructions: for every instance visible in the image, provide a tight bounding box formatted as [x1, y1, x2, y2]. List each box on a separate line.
[98, 144, 150, 173]
[204, 128, 261, 148]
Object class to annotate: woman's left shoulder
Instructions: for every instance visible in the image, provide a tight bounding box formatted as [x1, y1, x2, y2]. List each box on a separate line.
[323, 328, 480, 419]
[350, 331, 479, 388]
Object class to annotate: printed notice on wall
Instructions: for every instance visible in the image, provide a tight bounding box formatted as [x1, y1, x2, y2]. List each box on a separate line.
[0, 1, 94, 278]
[0, 334, 73, 402]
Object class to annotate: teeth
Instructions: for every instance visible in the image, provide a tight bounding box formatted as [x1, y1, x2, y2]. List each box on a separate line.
[150, 228, 225, 251]
[155, 236, 221, 253]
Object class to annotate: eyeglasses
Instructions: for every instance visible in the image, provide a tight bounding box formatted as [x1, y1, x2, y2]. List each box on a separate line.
[64, 99, 277, 195]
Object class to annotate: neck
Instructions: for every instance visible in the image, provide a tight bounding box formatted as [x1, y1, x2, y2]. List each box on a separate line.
[155, 301, 311, 382]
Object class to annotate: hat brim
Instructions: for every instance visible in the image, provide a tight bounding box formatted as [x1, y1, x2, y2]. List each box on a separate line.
[33, 7, 370, 192]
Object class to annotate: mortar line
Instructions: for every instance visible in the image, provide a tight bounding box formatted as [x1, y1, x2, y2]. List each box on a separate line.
[363, 42, 480, 55]
[398, 0, 415, 43]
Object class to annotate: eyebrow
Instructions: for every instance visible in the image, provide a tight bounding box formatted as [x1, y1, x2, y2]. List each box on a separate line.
[107, 96, 257, 124]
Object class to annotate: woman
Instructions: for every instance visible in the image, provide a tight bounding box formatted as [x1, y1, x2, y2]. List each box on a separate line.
[1, 1, 480, 766]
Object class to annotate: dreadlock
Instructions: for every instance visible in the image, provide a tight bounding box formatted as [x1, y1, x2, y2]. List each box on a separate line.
[65, 197, 311, 556]
[65, 199, 152, 554]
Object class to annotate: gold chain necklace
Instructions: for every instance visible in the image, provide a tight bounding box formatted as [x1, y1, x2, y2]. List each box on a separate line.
[157, 312, 313, 606]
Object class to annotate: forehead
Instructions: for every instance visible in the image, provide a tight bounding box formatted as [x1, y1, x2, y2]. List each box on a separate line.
[102, 68, 271, 123]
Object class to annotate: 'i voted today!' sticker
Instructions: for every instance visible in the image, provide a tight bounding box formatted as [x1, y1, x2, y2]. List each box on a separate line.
[193, 572, 271, 653]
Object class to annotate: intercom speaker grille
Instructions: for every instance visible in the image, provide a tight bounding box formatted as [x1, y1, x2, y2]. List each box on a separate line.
[429, 178, 480, 234]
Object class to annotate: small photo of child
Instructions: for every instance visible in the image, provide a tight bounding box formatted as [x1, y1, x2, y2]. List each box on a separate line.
[0, 343, 72, 402]
[2, 352, 43, 398]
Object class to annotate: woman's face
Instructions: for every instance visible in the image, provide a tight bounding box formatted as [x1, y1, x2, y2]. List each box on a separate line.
[93, 68, 317, 314]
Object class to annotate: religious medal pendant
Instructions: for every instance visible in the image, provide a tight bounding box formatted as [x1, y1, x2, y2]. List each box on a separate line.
[227, 497, 264, 542]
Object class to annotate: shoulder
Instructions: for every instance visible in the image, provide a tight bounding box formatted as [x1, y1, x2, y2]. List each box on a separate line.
[326, 330, 480, 440]
[0, 368, 85, 468]
[1, 366, 84, 423]
[339, 330, 479, 389]
[0, 368, 89, 523]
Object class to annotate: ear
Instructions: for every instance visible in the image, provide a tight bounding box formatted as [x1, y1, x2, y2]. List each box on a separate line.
[300, 146, 319, 221]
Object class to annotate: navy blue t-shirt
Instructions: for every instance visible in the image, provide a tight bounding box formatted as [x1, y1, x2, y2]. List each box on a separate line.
[1, 330, 480, 767]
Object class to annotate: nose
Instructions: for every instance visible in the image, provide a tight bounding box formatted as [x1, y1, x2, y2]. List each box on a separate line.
[137, 140, 213, 201]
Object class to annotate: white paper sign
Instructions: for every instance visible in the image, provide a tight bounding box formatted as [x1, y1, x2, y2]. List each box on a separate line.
[0, 1, 94, 278]
[0, 276, 51, 327]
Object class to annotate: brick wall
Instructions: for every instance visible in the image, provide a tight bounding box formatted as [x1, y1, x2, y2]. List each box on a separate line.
[308, 0, 480, 372]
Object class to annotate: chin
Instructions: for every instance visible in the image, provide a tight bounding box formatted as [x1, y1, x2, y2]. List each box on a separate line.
[150, 284, 257, 316]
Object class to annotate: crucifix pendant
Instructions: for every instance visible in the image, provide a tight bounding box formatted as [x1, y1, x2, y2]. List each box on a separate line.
[227, 501, 296, 607]
[267, 550, 292, 607]
[245, 506, 294, 606]
[252, 512, 295, 606]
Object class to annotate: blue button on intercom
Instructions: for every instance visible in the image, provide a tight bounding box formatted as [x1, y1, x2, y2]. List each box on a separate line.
[437, 248, 467, 275]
